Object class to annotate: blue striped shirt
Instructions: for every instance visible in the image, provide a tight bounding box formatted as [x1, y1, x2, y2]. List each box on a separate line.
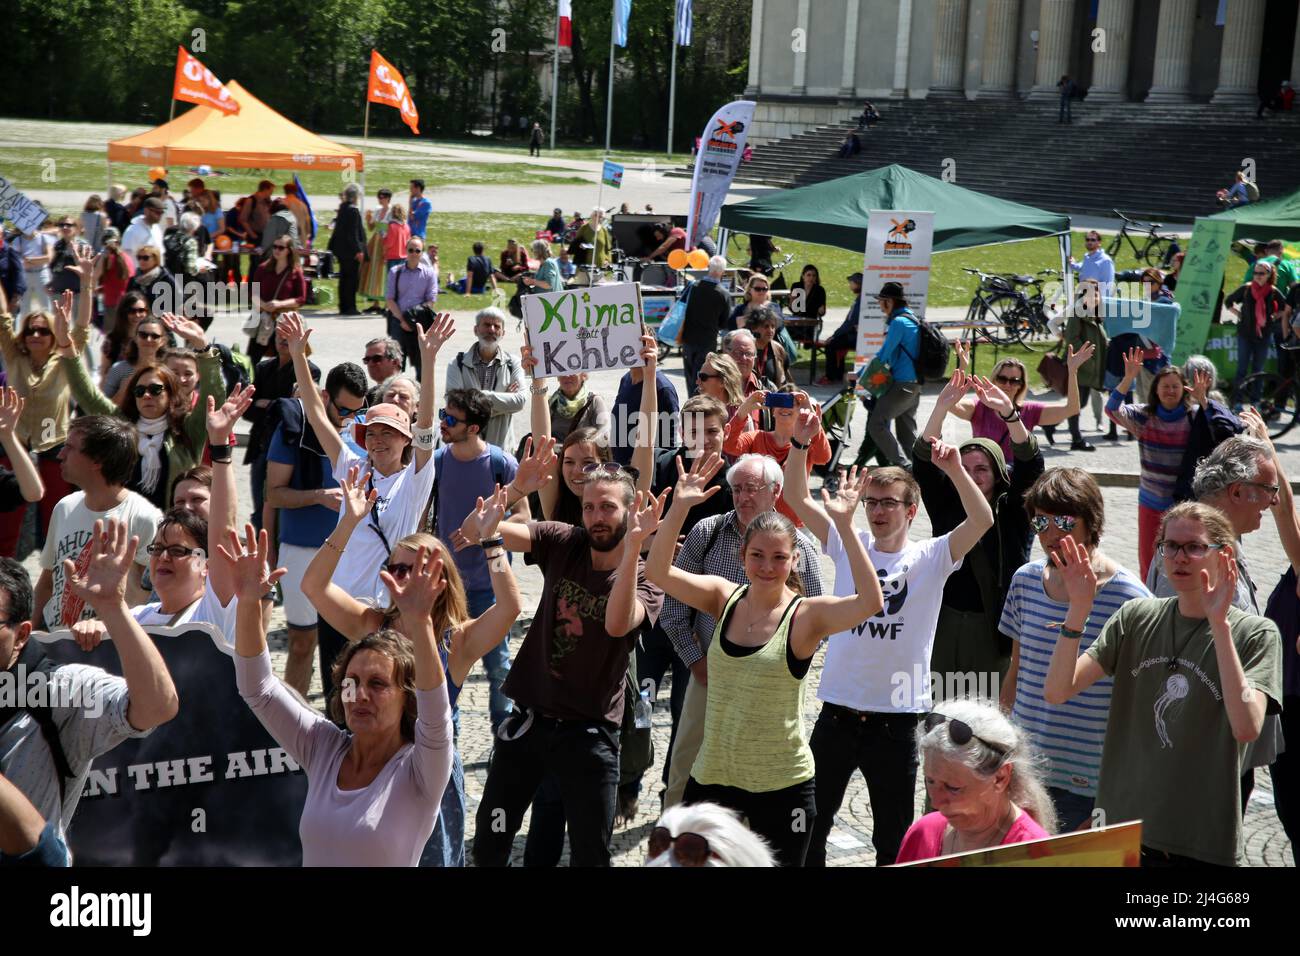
[999, 560, 1150, 797]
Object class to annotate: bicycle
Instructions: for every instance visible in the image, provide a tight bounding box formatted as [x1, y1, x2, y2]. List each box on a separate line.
[1229, 342, 1300, 438]
[1106, 209, 1179, 268]
[962, 268, 1054, 351]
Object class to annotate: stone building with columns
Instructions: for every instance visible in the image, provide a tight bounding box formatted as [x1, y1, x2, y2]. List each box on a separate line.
[746, 0, 1300, 143]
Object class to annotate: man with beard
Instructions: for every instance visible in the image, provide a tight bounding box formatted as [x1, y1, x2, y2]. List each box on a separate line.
[465, 447, 664, 866]
[444, 307, 525, 453]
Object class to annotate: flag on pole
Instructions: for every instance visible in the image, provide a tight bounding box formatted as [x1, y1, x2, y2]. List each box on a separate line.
[613, 0, 632, 48]
[367, 50, 420, 135]
[558, 0, 573, 47]
[674, 0, 692, 45]
[601, 160, 625, 188]
[172, 47, 239, 114]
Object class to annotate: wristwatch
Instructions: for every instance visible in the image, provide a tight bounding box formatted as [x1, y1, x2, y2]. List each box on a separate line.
[789, 436, 809, 450]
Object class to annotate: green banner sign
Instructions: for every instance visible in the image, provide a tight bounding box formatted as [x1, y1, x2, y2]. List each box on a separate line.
[1171, 217, 1235, 365]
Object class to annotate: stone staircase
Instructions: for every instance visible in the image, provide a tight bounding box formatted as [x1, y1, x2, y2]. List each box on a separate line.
[685, 98, 1300, 223]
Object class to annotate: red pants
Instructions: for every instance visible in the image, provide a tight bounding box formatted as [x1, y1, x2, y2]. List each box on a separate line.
[1138, 502, 1163, 583]
[0, 453, 74, 558]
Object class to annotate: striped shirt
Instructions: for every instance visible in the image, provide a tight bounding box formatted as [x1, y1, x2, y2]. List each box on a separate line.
[999, 560, 1150, 797]
[1104, 391, 1192, 511]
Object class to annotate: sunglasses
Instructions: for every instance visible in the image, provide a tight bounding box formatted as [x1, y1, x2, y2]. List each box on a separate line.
[440, 410, 465, 428]
[407, 246, 423, 253]
[581, 462, 625, 477]
[696, 371, 720, 381]
[1156, 540, 1224, 560]
[273, 243, 291, 250]
[133, 383, 167, 398]
[137, 331, 163, 342]
[146, 544, 205, 560]
[647, 827, 714, 866]
[751, 285, 769, 292]
[23, 327, 52, 338]
[995, 374, 1024, 387]
[59, 222, 75, 228]
[331, 397, 364, 418]
[384, 562, 414, 580]
[923, 712, 1008, 757]
[1030, 514, 1078, 534]
[126, 307, 149, 316]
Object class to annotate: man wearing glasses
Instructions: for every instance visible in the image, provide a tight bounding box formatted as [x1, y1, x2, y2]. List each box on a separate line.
[361, 336, 405, 406]
[384, 237, 439, 380]
[1068, 231, 1115, 296]
[120, 197, 165, 261]
[658, 453, 826, 809]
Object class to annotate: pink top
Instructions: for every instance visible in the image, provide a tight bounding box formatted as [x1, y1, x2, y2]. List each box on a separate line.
[895, 809, 1050, 864]
[235, 649, 453, 866]
[970, 400, 1045, 461]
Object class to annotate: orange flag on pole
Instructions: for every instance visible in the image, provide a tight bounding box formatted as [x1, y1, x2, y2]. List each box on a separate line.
[367, 50, 420, 135]
[172, 46, 239, 114]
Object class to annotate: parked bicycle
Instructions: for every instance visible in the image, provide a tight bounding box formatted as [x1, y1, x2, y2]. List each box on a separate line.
[962, 267, 1056, 351]
[1107, 209, 1180, 268]
[1229, 342, 1300, 438]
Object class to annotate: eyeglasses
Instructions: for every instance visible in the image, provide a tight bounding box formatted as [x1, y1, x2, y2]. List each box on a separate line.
[362, 354, 389, 364]
[924, 712, 1008, 758]
[647, 827, 714, 866]
[331, 397, 364, 418]
[581, 462, 625, 477]
[406, 246, 423, 253]
[23, 327, 52, 338]
[440, 410, 465, 428]
[729, 481, 772, 495]
[133, 383, 166, 398]
[146, 544, 205, 560]
[1241, 480, 1281, 500]
[994, 374, 1024, 387]
[273, 243, 291, 250]
[1085, 236, 1101, 243]
[1030, 514, 1078, 534]
[1156, 540, 1225, 560]
[384, 562, 414, 580]
[137, 331, 163, 342]
[863, 496, 905, 511]
[126, 307, 149, 316]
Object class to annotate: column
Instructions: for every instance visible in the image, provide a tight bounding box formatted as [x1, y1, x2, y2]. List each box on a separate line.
[1028, 0, 1077, 98]
[978, 0, 1022, 98]
[1088, 0, 1135, 102]
[840, 0, 861, 97]
[1145, 0, 1197, 102]
[745, 0, 764, 95]
[1211, 0, 1267, 105]
[892, 0, 914, 97]
[792, 0, 810, 94]
[929, 0, 970, 97]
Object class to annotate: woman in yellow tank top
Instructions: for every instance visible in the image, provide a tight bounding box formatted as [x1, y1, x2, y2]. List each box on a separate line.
[629, 450, 884, 866]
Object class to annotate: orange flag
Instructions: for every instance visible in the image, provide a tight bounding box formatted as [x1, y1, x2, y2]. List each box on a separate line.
[367, 50, 420, 135]
[172, 46, 239, 114]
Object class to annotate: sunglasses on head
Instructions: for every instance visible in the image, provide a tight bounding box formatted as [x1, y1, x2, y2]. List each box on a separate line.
[133, 383, 166, 398]
[1030, 514, 1077, 534]
[581, 462, 626, 477]
[923, 712, 1008, 757]
[647, 827, 714, 866]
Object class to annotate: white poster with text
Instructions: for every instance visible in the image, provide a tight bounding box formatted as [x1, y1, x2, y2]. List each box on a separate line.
[523, 282, 646, 378]
[855, 210, 935, 370]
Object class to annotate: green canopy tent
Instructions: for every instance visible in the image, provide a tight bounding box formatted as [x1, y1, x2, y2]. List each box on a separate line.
[718, 163, 1071, 254]
[1208, 187, 1300, 243]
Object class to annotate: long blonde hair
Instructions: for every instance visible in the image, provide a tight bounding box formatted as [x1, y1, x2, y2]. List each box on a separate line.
[383, 532, 470, 646]
[706, 352, 745, 406]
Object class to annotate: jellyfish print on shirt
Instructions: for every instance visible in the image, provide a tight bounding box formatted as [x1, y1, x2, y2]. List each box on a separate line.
[1154, 672, 1190, 748]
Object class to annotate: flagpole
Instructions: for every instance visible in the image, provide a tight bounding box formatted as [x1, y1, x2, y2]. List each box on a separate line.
[604, 0, 616, 154]
[550, 5, 560, 152]
[360, 99, 371, 220]
[667, 31, 678, 156]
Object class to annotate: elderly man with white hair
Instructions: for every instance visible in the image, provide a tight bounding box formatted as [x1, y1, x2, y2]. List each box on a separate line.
[444, 306, 526, 451]
[678, 255, 734, 398]
[659, 453, 826, 808]
[645, 802, 775, 866]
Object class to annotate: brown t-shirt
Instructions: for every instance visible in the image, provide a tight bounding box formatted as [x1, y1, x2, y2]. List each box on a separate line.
[506, 522, 663, 725]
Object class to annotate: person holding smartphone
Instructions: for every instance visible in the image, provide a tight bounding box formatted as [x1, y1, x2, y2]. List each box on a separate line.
[723, 385, 829, 527]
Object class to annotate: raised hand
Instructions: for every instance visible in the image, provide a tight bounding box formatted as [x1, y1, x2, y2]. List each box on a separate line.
[416, 311, 455, 362]
[160, 312, 208, 349]
[462, 484, 510, 542]
[51, 292, 73, 345]
[520, 344, 539, 377]
[68, 243, 97, 279]
[639, 333, 657, 372]
[62, 519, 137, 611]
[0, 388, 24, 440]
[278, 312, 310, 356]
[1202, 549, 1238, 627]
[216, 524, 286, 602]
[1187, 368, 1212, 407]
[511, 435, 558, 496]
[936, 369, 972, 408]
[1238, 407, 1273, 452]
[928, 436, 964, 477]
[1048, 535, 1097, 609]
[972, 376, 1014, 417]
[381, 545, 446, 622]
[207, 384, 255, 444]
[792, 404, 821, 445]
[1066, 341, 1095, 371]
[1122, 346, 1144, 381]
[626, 489, 668, 548]
[822, 465, 869, 524]
[738, 389, 767, 416]
[672, 451, 725, 509]
[338, 464, 378, 526]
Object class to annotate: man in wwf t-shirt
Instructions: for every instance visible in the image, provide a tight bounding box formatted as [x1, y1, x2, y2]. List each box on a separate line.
[466, 459, 663, 867]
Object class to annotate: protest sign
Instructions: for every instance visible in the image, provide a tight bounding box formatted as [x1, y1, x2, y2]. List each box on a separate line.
[39, 624, 308, 866]
[523, 282, 646, 378]
[896, 820, 1141, 867]
[855, 210, 935, 380]
[1172, 217, 1234, 365]
[0, 172, 49, 234]
[601, 160, 624, 188]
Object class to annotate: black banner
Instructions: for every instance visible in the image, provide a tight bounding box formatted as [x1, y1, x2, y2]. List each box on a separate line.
[39, 626, 308, 865]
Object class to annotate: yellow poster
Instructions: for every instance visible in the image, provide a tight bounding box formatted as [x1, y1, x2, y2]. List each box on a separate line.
[894, 820, 1142, 867]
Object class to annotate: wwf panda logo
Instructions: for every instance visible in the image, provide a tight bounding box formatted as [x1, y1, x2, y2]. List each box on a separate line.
[873, 568, 908, 617]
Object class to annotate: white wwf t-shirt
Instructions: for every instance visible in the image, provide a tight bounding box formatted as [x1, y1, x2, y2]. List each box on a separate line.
[132, 579, 238, 646]
[330, 446, 436, 605]
[818, 526, 961, 713]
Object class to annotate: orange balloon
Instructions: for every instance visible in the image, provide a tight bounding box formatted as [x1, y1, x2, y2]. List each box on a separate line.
[667, 249, 688, 270]
[688, 249, 710, 269]
[214, 234, 232, 251]
[148, 166, 168, 182]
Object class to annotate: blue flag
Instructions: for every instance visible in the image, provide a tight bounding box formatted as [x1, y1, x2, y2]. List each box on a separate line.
[601, 160, 624, 188]
[293, 173, 317, 241]
[614, 0, 632, 47]
[675, 0, 692, 45]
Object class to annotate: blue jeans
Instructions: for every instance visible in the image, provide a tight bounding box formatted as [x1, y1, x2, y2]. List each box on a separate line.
[467, 587, 512, 733]
[1234, 335, 1271, 402]
[1047, 786, 1095, 833]
[419, 748, 466, 866]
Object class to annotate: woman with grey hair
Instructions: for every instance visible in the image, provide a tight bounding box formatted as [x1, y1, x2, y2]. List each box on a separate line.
[894, 698, 1056, 863]
[523, 238, 563, 293]
[1172, 355, 1244, 503]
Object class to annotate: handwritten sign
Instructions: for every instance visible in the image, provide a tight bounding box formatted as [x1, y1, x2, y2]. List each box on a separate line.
[523, 282, 646, 378]
[0, 172, 49, 234]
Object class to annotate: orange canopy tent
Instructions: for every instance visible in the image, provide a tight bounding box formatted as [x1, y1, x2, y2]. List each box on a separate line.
[107, 81, 364, 172]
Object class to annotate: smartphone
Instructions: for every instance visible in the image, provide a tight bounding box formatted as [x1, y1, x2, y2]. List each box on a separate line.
[764, 392, 795, 409]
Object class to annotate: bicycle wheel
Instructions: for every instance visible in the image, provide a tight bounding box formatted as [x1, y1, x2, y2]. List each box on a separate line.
[1013, 306, 1056, 352]
[1143, 237, 1175, 268]
[978, 292, 1029, 346]
[1240, 372, 1298, 438]
[1106, 235, 1122, 258]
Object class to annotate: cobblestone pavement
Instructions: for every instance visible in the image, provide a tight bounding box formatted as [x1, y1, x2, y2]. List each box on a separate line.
[31, 307, 1292, 867]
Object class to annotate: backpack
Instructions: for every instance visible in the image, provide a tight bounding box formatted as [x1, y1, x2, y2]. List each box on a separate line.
[162, 226, 188, 275]
[429, 444, 511, 536]
[899, 309, 951, 383]
[216, 343, 253, 395]
[1245, 180, 1260, 202]
[275, 397, 332, 491]
[0, 642, 76, 803]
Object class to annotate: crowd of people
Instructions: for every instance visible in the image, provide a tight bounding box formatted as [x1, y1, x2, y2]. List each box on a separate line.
[0, 178, 1298, 871]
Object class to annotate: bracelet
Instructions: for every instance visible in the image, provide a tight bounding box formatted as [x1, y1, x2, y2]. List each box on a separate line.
[324, 539, 346, 555]
[208, 444, 234, 463]
[1059, 623, 1087, 640]
[480, 536, 505, 550]
[789, 436, 809, 450]
[999, 410, 1021, 423]
[530, 384, 548, 396]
